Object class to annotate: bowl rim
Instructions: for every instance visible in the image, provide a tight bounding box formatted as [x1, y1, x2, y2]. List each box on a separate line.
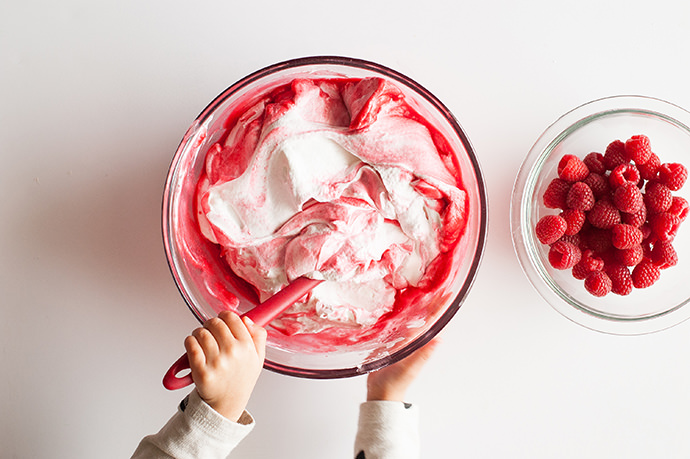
[510, 94, 690, 335]
[162, 55, 489, 377]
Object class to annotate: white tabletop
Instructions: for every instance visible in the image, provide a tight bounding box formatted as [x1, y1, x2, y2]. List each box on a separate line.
[3, 1, 690, 457]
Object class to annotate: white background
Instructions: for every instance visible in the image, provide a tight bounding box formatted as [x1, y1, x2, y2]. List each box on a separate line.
[3, 1, 690, 458]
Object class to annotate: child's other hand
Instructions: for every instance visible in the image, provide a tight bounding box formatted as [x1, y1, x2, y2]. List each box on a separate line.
[184, 311, 267, 422]
[366, 338, 439, 402]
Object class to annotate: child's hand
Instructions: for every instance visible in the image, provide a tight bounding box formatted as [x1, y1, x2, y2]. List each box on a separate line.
[366, 338, 439, 402]
[183, 311, 267, 422]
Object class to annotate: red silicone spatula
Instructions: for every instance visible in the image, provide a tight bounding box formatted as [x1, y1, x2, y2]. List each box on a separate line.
[162, 276, 322, 390]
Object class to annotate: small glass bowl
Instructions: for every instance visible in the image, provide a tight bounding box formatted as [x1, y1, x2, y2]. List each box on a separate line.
[163, 56, 488, 377]
[511, 95, 690, 335]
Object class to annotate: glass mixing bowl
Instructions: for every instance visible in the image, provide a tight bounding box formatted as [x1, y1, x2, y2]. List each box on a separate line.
[163, 56, 487, 377]
[511, 95, 690, 335]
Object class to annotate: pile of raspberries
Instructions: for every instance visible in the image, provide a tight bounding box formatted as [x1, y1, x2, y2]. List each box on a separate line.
[535, 134, 688, 297]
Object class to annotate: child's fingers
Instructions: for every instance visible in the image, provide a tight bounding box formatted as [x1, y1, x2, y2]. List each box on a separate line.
[203, 316, 233, 352]
[416, 337, 440, 360]
[243, 316, 268, 360]
[191, 326, 219, 363]
[411, 337, 439, 362]
[219, 311, 252, 342]
[184, 335, 206, 370]
[401, 337, 440, 373]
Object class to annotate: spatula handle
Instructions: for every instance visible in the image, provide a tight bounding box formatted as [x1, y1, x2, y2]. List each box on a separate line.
[162, 277, 322, 390]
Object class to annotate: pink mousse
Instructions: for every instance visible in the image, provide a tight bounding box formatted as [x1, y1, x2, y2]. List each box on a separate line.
[191, 76, 468, 341]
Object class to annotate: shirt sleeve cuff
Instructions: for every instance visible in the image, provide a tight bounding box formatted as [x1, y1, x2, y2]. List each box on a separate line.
[183, 389, 255, 430]
[134, 390, 255, 459]
[354, 400, 420, 459]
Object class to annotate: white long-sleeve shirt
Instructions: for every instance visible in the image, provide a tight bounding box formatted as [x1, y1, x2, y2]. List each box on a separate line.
[132, 391, 419, 459]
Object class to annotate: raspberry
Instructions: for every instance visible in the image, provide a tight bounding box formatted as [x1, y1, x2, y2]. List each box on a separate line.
[650, 240, 678, 269]
[571, 263, 590, 280]
[625, 134, 653, 165]
[587, 199, 621, 229]
[644, 181, 672, 214]
[604, 140, 628, 170]
[543, 178, 570, 209]
[649, 212, 680, 242]
[566, 182, 595, 211]
[609, 163, 640, 189]
[535, 214, 568, 245]
[657, 163, 688, 191]
[613, 223, 640, 246]
[582, 227, 613, 253]
[640, 222, 652, 239]
[611, 224, 644, 250]
[612, 182, 644, 213]
[599, 248, 618, 267]
[536, 137, 686, 298]
[583, 172, 610, 198]
[584, 249, 604, 269]
[641, 224, 657, 251]
[621, 204, 647, 227]
[615, 244, 644, 266]
[558, 154, 590, 182]
[572, 250, 603, 280]
[669, 196, 689, 222]
[583, 152, 606, 175]
[584, 271, 612, 297]
[637, 152, 661, 181]
[560, 209, 586, 236]
[641, 241, 655, 260]
[548, 240, 582, 270]
[559, 233, 582, 248]
[631, 259, 661, 288]
[606, 264, 634, 296]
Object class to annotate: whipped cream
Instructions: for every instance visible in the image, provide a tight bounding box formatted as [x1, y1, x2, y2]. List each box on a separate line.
[196, 77, 467, 333]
